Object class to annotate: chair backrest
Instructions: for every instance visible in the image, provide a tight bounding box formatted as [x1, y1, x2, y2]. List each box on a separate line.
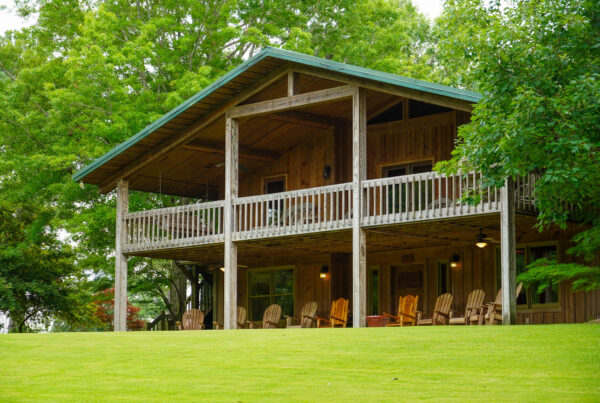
[330, 298, 349, 327]
[300, 301, 318, 328]
[262, 304, 282, 328]
[465, 289, 486, 319]
[494, 282, 524, 309]
[237, 306, 247, 327]
[432, 293, 453, 325]
[399, 295, 419, 325]
[181, 309, 205, 330]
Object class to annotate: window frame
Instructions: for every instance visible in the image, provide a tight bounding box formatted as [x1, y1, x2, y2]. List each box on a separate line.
[494, 241, 561, 311]
[436, 260, 452, 296]
[247, 266, 295, 321]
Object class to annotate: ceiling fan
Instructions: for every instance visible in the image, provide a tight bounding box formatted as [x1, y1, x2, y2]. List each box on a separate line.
[208, 264, 249, 272]
[476, 228, 500, 248]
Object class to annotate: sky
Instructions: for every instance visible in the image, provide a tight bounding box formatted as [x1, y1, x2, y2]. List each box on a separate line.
[0, 0, 445, 36]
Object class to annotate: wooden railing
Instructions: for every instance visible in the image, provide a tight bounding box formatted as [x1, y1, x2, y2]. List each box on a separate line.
[122, 173, 538, 252]
[515, 173, 538, 214]
[361, 171, 501, 226]
[123, 201, 224, 252]
[233, 182, 354, 240]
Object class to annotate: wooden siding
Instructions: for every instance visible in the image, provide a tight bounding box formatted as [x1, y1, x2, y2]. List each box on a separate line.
[227, 218, 600, 325]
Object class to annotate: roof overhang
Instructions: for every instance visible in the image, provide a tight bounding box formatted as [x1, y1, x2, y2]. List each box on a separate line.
[73, 47, 480, 191]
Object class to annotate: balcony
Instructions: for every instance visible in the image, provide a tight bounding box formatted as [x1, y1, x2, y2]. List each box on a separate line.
[122, 172, 537, 254]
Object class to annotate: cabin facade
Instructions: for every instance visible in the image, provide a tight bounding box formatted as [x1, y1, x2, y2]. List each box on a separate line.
[74, 48, 600, 331]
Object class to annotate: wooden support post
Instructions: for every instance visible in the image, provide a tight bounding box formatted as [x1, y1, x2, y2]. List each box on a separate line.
[114, 179, 129, 332]
[500, 177, 517, 324]
[224, 117, 239, 329]
[287, 71, 299, 96]
[352, 87, 367, 328]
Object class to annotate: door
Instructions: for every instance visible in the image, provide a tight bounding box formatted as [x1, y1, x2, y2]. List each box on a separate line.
[391, 264, 425, 312]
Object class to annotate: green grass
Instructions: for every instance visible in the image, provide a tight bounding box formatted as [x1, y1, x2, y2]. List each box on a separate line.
[1, 325, 599, 402]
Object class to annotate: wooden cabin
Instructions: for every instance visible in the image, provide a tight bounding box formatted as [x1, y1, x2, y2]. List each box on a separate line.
[74, 47, 599, 331]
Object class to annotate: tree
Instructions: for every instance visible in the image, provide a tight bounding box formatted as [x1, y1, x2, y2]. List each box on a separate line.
[436, 0, 600, 290]
[93, 288, 145, 331]
[0, 0, 438, 325]
[0, 201, 92, 332]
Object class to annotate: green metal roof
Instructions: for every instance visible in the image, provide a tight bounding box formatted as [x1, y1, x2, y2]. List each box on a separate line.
[73, 47, 481, 183]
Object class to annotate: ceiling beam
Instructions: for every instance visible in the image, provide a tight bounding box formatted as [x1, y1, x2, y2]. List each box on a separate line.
[181, 139, 279, 162]
[226, 85, 355, 119]
[98, 64, 292, 194]
[261, 110, 335, 129]
[291, 66, 474, 112]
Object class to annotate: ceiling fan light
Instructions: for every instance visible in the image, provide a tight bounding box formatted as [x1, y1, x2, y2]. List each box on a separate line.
[476, 241, 488, 249]
[476, 229, 488, 248]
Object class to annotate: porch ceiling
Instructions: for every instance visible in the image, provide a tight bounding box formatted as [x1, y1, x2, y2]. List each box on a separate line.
[73, 47, 480, 197]
[125, 214, 541, 268]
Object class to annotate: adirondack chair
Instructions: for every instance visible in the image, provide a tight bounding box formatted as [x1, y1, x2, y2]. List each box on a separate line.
[285, 301, 318, 328]
[176, 309, 205, 330]
[449, 289, 486, 325]
[316, 298, 349, 328]
[213, 306, 247, 329]
[478, 282, 524, 325]
[249, 304, 282, 329]
[384, 295, 419, 327]
[416, 293, 453, 325]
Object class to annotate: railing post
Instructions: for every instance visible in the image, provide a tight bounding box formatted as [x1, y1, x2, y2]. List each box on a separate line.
[114, 179, 129, 332]
[500, 177, 517, 324]
[352, 86, 367, 328]
[224, 116, 238, 329]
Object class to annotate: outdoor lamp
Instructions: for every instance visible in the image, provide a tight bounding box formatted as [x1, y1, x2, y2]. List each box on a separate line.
[320, 265, 329, 279]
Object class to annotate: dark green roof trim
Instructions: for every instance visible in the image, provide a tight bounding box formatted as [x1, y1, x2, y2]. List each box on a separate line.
[73, 47, 481, 183]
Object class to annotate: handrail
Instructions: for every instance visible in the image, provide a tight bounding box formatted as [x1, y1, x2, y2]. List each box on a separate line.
[233, 182, 354, 240]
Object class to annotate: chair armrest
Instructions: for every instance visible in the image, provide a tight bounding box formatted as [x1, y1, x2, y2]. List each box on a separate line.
[284, 315, 298, 321]
[416, 311, 429, 320]
[397, 312, 416, 320]
[449, 309, 463, 319]
[264, 320, 279, 328]
[435, 311, 450, 318]
[176, 321, 182, 330]
[329, 315, 347, 323]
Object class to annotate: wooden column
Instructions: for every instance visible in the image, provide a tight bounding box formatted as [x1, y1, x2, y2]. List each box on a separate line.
[224, 117, 239, 329]
[114, 179, 129, 332]
[352, 87, 367, 328]
[500, 177, 517, 324]
[287, 71, 299, 96]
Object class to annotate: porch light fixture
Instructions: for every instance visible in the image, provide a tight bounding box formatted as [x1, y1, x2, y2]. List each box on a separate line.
[322, 166, 331, 180]
[320, 265, 329, 279]
[475, 228, 488, 249]
[450, 254, 460, 269]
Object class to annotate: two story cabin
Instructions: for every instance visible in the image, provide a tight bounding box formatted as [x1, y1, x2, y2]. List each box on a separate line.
[73, 48, 599, 331]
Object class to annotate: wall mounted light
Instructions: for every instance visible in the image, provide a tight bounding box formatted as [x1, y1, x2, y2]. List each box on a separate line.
[322, 166, 331, 180]
[320, 265, 329, 279]
[476, 228, 488, 249]
[450, 254, 460, 269]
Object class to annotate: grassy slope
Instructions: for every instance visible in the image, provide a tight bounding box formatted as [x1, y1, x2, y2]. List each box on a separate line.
[1, 325, 599, 402]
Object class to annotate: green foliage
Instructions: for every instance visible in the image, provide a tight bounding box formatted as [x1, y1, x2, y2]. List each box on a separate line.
[436, 0, 600, 288]
[0, 0, 437, 327]
[0, 201, 93, 332]
[518, 258, 600, 293]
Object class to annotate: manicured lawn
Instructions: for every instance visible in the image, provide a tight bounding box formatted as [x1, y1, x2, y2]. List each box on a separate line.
[1, 325, 599, 402]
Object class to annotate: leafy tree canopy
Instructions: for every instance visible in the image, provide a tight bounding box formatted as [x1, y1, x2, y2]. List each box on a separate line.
[0, 0, 437, 330]
[436, 0, 600, 288]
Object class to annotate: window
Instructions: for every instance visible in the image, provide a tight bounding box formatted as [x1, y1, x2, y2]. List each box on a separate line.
[437, 260, 451, 295]
[408, 100, 451, 119]
[495, 244, 559, 309]
[368, 266, 379, 315]
[248, 267, 294, 321]
[383, 161, 433, 213]
[263, 175, 286, 224]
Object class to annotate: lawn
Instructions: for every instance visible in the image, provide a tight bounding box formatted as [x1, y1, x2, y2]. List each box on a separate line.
[1, 325, 599, 402]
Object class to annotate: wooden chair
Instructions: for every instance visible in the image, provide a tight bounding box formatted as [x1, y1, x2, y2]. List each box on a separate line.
[285, 301, 318, 328]
[249, 304, 282, 329]
[477, 283, 524, 325]
[384, 295, 419, 327]
[176, 309, 205, 330]
[316, 298, 349, 328]
[416, 293, 453, 325]
[213, 306, 247, 329]
[449, 289, 486, 325]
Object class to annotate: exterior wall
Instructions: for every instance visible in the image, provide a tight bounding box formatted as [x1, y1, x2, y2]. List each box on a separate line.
[223, 220, 600, 326]
[237, 110, 461, 197]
